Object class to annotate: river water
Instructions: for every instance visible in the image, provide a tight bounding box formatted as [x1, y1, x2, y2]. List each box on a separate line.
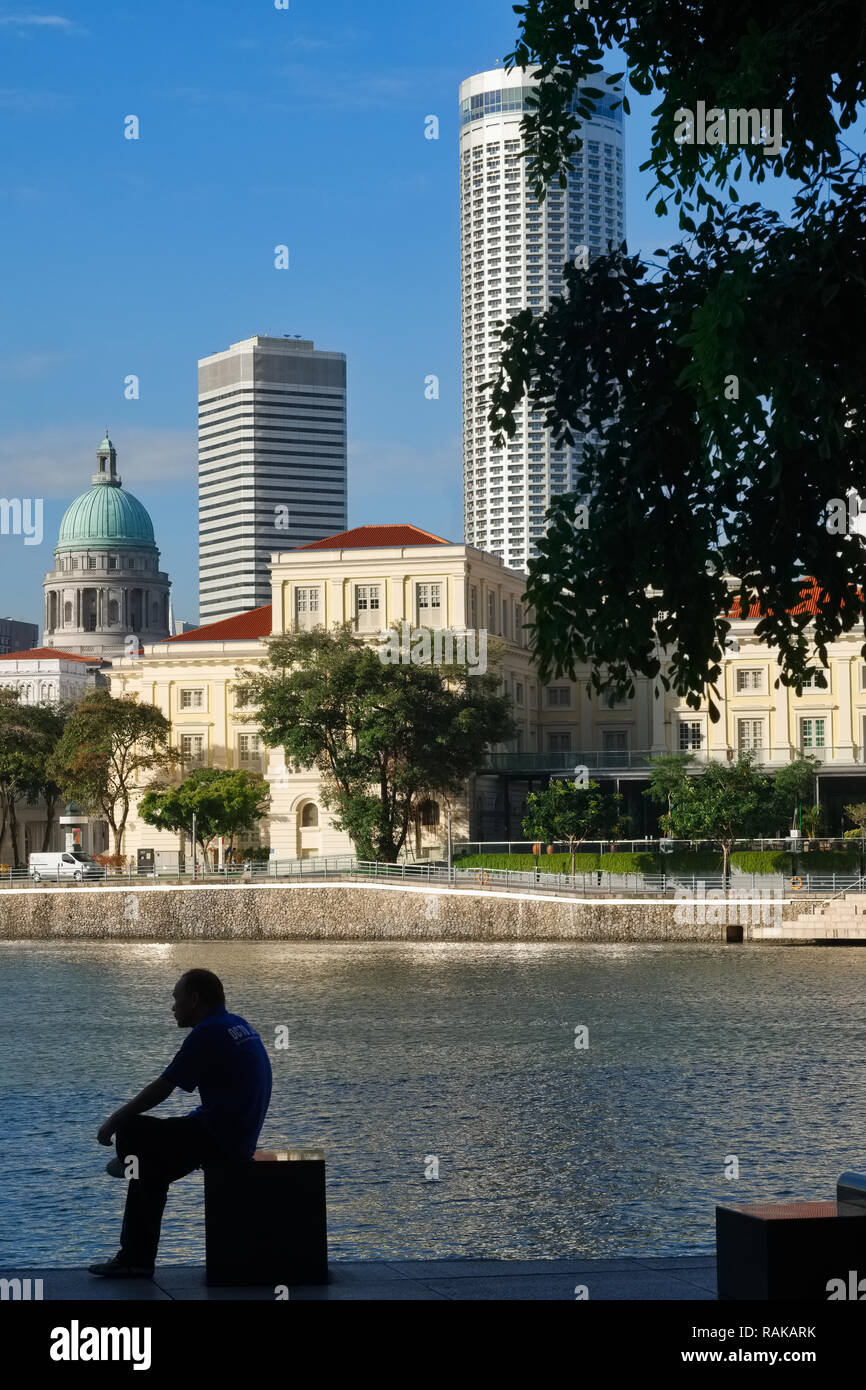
[1, 940, 864, 1266]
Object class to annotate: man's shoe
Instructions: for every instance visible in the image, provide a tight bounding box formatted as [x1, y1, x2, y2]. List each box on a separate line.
[88, 1255, 154, 1279]
[105, 1157, 125, 1177]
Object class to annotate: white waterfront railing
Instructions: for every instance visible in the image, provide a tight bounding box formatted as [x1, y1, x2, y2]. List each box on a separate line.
[4, 857, 866, 899]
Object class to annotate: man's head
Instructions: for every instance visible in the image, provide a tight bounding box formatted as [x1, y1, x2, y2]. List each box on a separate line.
[172, 969, 226, 1028]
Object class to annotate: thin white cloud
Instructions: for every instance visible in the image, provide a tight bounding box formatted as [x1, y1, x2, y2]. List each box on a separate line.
[226, 27, 368, 54]
[0, 425, 196, 495]
[0, 11, 75, 26]
[0, 12, 81, 33]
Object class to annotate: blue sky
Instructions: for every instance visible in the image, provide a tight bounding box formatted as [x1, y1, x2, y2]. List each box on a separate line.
[0, 1, 832, 630]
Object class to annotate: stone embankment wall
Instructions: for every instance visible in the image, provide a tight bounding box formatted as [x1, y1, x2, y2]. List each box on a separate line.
[0, 881, 739, 942]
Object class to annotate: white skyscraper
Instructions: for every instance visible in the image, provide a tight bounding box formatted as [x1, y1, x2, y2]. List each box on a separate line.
[459, 67, 626, 568]
[198, 335, 347, 623]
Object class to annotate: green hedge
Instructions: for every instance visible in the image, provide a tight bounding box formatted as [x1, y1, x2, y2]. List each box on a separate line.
[453, 849, 863, 876]
[455, 853, 596, 873]
[793, 849, 862, 872]
[729, 851, 791, 874]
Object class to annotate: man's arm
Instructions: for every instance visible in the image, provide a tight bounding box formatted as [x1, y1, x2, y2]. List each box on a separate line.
[97, 1076, 176, 1145]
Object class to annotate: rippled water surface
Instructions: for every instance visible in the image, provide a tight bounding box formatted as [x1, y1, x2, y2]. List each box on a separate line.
[2, 940, 865, 1265]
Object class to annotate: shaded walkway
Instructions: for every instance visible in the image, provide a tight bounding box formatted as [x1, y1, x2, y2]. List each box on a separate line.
[1, 1255, 717, 1300]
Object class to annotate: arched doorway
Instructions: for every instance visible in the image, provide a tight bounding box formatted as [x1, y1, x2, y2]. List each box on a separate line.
[296, 801, 321, 858]
[415, 798, 441, 859]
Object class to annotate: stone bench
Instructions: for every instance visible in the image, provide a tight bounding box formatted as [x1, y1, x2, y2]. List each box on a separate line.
[716, 1172, 866, 1300]
[204, 1146, 328, 1287]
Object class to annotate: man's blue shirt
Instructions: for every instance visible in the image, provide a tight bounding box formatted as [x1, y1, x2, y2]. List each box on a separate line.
[161, 1007, 272, 1159]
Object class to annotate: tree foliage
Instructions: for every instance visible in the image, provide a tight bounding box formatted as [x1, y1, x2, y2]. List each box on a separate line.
[767, 752, 821, 828]
[521, 776, 623, 874]
[491, 1, 866, 711]
[49, 690, 175, 856]
[139, 767, 270, 860]
[644, 753, 696, 824]
[661, 752, 774, 881]
[238, 626, 515, 863]
[0, 690, 69, 866]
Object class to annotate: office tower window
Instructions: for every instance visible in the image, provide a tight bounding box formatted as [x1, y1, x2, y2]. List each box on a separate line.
[198, 336, 347, 624]
[459, 70, 624, 569]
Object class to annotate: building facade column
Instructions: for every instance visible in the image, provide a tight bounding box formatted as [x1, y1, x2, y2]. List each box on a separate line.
[835, 656, 854, 760]
[650, 678, 667, 753]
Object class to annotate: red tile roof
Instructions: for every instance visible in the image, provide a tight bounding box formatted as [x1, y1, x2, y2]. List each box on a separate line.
[164, 605, 273, 644]
[296, 524, 450, 550]
[0, 647, 100, 663]
[727, 578, 865, 620]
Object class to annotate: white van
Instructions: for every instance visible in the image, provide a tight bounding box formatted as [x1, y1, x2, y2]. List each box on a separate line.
[29, 851, 104, 883]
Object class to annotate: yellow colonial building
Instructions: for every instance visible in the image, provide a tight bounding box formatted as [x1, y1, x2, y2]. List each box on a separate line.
[111, 532, 866, 865]
[112, 525, 536, 866]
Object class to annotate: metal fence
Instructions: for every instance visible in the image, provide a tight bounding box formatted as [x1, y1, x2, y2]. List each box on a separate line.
[0, 855, 357, 889]
[453, 838, 866, 856]
[3, 857, 865, 899]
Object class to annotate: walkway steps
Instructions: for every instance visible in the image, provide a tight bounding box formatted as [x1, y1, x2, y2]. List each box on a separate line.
[754, 891, 866, 942]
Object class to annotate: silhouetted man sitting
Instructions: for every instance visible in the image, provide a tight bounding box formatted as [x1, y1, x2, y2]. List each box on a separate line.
[89, 968, 272, 1278]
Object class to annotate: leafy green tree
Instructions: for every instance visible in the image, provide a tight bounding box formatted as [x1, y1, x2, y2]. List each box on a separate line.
[769, 753, 821, 832]
[843, 802, 866, 838]
[800, 805, 824, 840]
[0, 691, 70, 866]
[662, 752, 773, 884]
[19, 700, 69, 854]
[139, 768, 270, 862]
[238, 626, 515, 863]
[0, 689, 34, 868]
[50, 690, 175, 856]
[643, 753, 694, 831]
[521, 777, 623, 875]
[489, 2, 866, 711]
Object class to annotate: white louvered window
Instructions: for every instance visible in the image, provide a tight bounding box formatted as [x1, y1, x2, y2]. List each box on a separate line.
[417, 583, 443, 627]
[355, 585, 381, 631]
[181, 734, 205, 766]
[295, 586, 322, 631]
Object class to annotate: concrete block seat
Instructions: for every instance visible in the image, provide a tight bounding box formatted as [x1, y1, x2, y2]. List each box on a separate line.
[204, 1146, 328, 1287]
[716, 1172, 866, 1300]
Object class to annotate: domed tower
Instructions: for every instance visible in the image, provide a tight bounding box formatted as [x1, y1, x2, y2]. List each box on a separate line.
[42, 432, 171, 659]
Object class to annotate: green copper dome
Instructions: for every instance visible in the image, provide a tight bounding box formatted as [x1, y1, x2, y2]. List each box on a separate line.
[57, 486, 156, 551]
[55, 434, 157, 552]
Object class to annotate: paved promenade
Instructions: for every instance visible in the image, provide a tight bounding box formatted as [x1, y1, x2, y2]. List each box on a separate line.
[1, 1255, 717, 1300]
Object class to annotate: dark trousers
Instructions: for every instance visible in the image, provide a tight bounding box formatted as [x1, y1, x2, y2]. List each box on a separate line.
[115, 1114, 233, 1268]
